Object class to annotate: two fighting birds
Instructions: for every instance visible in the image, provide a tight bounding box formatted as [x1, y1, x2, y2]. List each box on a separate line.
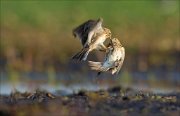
[72, 18, 125, 75]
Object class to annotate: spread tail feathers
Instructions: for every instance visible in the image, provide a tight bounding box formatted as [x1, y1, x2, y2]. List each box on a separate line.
[72, 48, 90, 61]
[88, 61, 109, 73]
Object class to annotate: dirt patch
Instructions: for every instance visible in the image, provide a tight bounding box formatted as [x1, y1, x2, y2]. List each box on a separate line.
[0, 86, 179, 116]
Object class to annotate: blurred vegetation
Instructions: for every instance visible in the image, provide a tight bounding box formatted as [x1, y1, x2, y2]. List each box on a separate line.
[0, 0, 179, 72]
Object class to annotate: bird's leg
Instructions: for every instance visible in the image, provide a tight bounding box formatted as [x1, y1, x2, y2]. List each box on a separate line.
[99, 44, 107, 52]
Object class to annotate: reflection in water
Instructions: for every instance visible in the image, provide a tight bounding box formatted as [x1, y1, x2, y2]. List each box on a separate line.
[0, 71, 179, 95]
[0, 82, 109, 95]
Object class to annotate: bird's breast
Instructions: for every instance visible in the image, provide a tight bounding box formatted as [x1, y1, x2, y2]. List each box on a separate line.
[109, 48, 122, 61]
[95, 36, 106, 45]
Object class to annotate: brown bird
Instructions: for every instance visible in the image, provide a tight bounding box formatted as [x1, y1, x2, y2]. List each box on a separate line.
[88, 38, 125, 75]
[72, 18, 111, 61]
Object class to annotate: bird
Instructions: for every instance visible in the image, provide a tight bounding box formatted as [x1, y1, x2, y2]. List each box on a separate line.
[72, 18, 111, 61]
[88, 38, 125, 75]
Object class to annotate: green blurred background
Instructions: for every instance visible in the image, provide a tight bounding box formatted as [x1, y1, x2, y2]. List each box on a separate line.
[0, 0, 179, 94]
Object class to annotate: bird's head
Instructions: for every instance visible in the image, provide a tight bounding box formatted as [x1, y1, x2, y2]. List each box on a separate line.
[97, 17, 103, 23]
[107, 38, 121, 52]
[111, 38, 121, 46]
[103, 28, 111, 39]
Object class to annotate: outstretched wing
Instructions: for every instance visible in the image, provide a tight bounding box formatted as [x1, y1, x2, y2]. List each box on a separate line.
[115, 47, 125, 74]
[73, 18, 103, 46]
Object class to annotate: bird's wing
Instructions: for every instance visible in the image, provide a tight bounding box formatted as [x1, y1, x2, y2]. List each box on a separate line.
[115, 47, 125, 75]
[88, 60, 112, 72]
[72, 18, 103, 46]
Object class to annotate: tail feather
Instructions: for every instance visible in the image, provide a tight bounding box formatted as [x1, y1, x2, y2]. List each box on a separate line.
[72, 48, 89, 61]
[82, 50, 90, 61]
[111, 68, 117, 75]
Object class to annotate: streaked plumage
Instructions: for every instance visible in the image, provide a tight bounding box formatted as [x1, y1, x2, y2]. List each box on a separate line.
[72, 18, 111, 61]
[88, 38, 125, 75]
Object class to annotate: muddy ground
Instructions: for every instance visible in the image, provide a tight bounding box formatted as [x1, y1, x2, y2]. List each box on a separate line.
[0, 86, 180, 116]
